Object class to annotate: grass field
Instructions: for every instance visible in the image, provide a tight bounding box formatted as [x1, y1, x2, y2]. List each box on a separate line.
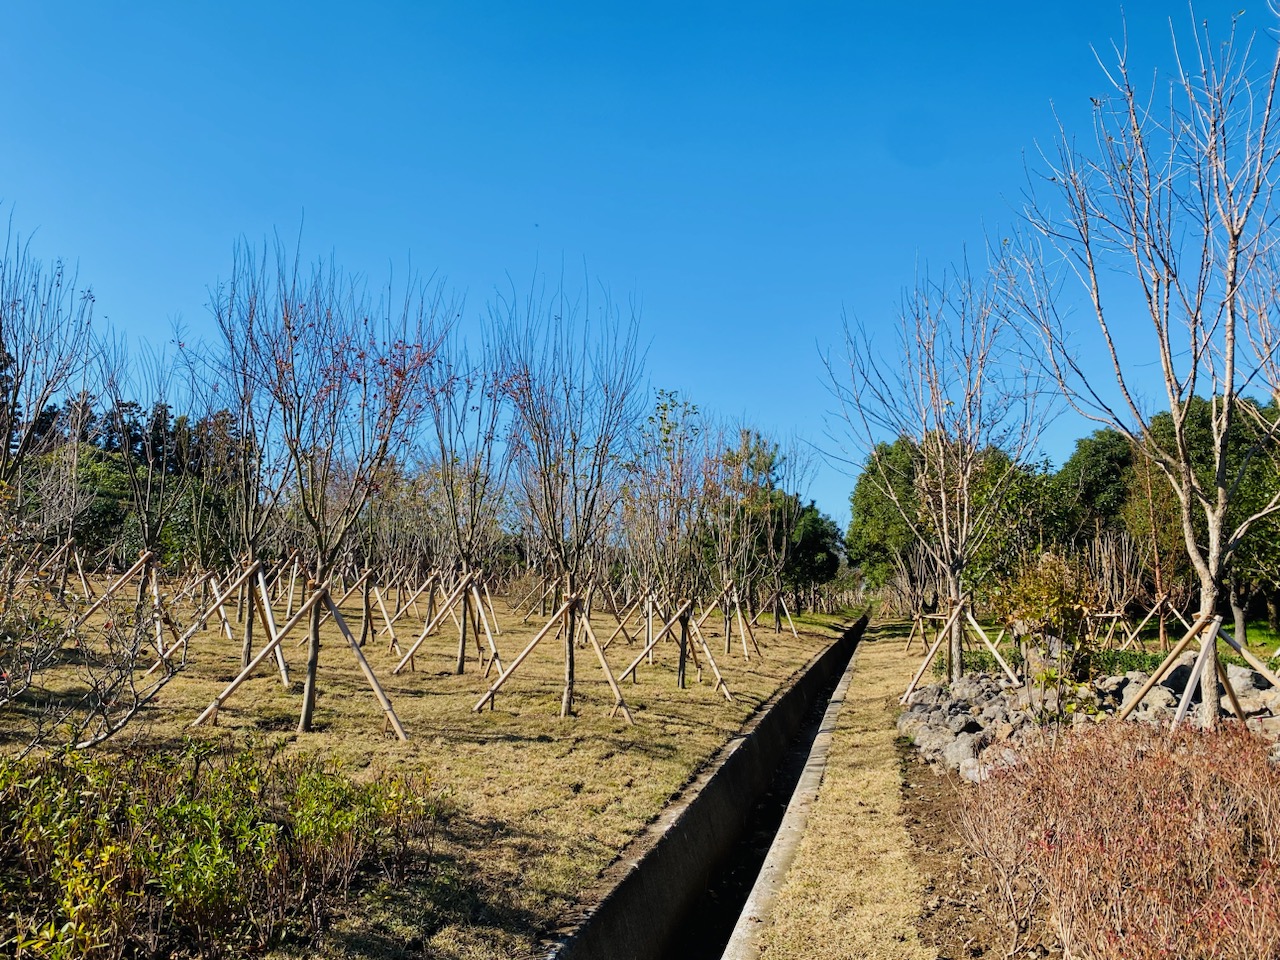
[2, 582, 857, 959]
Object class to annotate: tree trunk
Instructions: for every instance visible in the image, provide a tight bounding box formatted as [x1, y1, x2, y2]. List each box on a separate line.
[1230, 579, 1248, 648]
[1268, 592, 1279, 634]
[455, 588, 468, 675]
[1197, 579, 1221, 731]
[561, 594, 576, 717]
[241, 599, 254, 668]
[297, 596, 323, 733]
[676, 613, 688, 689]
[947, 574, 963, 684]
[358, 577, 372, 647]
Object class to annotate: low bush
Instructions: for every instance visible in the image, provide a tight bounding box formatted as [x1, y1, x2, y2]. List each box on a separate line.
[0, 743, 443, 958]
[959, 722, 1280, 960]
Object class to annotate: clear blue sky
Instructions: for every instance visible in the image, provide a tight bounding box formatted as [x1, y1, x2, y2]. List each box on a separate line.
[1, 2, 1271, 525]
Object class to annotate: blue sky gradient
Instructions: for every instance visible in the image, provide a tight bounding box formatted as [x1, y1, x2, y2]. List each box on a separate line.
[2, 2, 1272, 523]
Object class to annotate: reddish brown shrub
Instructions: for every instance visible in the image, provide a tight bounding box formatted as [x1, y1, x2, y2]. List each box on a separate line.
[958, 722, 1280, 960]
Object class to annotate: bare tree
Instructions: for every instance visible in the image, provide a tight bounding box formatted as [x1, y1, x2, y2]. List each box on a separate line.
[217, 239, 448, 732]
[831, 263, 1046, 682]
[0, 218, 94, 496]
[1011, 14, 1280, 724]
[495, 278, 642, 716]
[423, 334, 511, 673]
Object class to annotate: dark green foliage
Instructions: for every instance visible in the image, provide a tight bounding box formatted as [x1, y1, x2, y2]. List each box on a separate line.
[784, 501, 842, 590]
[1053, 428, 1133, 541]
[0, 744, 443, 958]
[845, 438, 917, 589]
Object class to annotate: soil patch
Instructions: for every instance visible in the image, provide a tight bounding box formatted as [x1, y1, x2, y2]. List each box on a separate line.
[899, 742, 1061, 960]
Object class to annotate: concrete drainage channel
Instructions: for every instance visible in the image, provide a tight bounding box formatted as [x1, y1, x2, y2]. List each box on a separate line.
[542, 615, 868, 960]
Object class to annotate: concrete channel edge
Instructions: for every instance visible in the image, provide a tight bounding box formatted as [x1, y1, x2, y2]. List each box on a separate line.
[719, 628, 865, 959]
[542, 614, 869, 960]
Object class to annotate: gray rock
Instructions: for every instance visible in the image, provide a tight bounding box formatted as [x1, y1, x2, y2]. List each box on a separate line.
[1096, 675, 1127, 695]
[913, 724, 953, 758]
[946, 712, 982, 734]
[1124, 684, 1176, 713]
[1227, 664, 1271, 697]
[980, 700, 1008, 724]
[942, 731, 984, 769]
[958, 757, 988, 783]
[1231, 693, 1270, 717]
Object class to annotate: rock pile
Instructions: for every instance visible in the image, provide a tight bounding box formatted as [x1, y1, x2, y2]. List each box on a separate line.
[898, 655, 1280, 782]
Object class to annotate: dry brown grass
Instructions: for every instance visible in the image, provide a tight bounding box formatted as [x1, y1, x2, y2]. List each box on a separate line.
[757, 622, 933, 960]
[2, 582, 852, 959]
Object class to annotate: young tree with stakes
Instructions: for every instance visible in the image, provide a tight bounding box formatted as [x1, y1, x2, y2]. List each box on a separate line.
[1011, 12, 1280, 726]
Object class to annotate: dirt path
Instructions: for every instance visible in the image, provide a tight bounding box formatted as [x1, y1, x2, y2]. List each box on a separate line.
[754, 624, 934, 960]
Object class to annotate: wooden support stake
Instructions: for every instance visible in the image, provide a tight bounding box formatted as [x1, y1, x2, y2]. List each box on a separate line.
[963, 609, 1020, 685]
[392, 575, 473, 674]
[580, 615, 635, 724]
[1117, 612, 1215, 721]
[72, 551, 155, 628]
[619, 600, 694, 683]
[323, 594, 408, 740]
[901, 600, 967, 704]
[147, 561, 264, 676]
[254, 568, 291, 687]
[471, 584, 504, 677]
[1171, 619, 1220, 730]
[473, 599, 575, 712]
[689, 617, 733, 701]
[191, 586, 326, 726]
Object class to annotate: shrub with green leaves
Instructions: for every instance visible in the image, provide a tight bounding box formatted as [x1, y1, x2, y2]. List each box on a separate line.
[0, 744, 442, 958]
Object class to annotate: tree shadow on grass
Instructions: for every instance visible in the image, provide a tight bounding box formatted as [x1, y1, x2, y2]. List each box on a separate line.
[323, 814, 560, 960]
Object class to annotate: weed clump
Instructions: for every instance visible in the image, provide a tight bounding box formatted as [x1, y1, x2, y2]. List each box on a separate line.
[0, 743, 443, 957]
[959, 722, 1280, 959]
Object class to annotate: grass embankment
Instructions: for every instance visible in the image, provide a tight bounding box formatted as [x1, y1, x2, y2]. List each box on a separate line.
[756, 621, 932, 960]
[1, 587, 852, 959]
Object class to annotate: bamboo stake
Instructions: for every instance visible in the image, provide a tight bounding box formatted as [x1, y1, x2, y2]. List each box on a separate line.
[191, 586, 328, 726]
[901, 600, 967, 703]
[254, 568, 291, 687]
[147, 561, 264, 676]
[1217, 626, 1280, 690]
[580, 615, 635, 724]
[620, 600, 694, 682]
[323, 594, 408, 740]
[473, 599, 575, 712]
[780, 596, 799, 638]
[471, 583, 504, 677]
[963, 609, 1019, 685]
[600, 593, 643, 651]
[72, 551, 155, 628]
[482, 579, 501, 635]
[1117, 612, 1215, 721]
[1171, 620, 1219, 730]
[374, 587, 401, 654]
[1217, 656, 1246, 720]
[73, 547, 95, 600]
[689, 616, 733, 701]
[392, 575, 473, 674]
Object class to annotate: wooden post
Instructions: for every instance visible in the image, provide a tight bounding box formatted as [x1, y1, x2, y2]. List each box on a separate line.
[901, 600, 967, 704]
[579, 614, 635, 724]
[1117, 612, 1215, 721]
[689, 617, 734, 702]
[323, 594, 408, 740]
[963, 609, 1019, 685]
[191, 586, 327, 726]
[619, 600, 694, 683]
[473, 599, 575, 712]
[392, 575, 472, 674]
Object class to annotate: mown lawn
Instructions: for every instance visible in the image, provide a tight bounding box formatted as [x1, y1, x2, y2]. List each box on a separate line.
[2, 584, 856, 959]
